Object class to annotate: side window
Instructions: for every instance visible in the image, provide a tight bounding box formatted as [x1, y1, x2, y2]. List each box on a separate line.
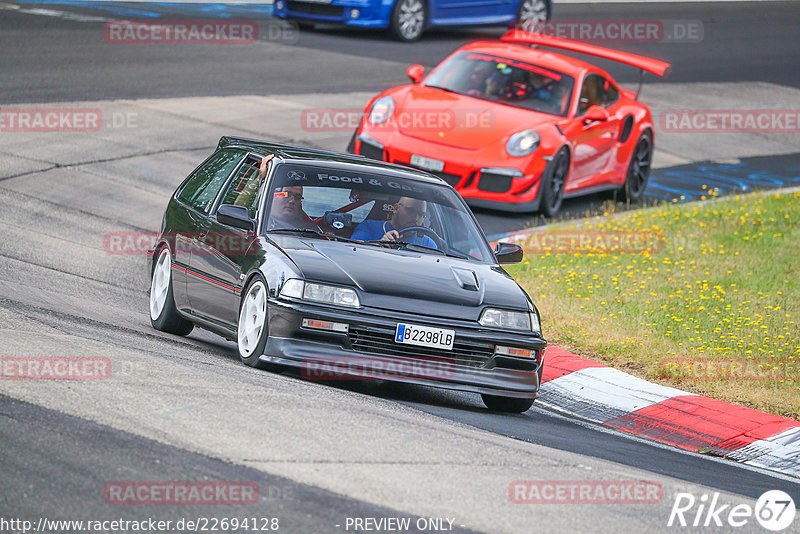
[577, 74, 604, 116]
[176, 149, 244, 214]
[601, 78, 619, 107]
[219, 157, 266, 219]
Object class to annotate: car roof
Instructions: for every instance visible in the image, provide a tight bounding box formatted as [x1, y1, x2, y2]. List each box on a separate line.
[217, 136, 449, 186]
[455, 41, 599, 78]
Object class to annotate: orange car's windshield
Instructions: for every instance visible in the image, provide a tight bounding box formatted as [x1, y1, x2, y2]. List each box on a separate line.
[424, 51, 575, 117]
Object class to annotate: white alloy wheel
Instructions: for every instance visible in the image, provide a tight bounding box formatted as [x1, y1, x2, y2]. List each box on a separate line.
[150, 248, 171, 321]
[518, 0, 549, 31]
[238, 280, 268, 358]
[392, 0, 425, 41]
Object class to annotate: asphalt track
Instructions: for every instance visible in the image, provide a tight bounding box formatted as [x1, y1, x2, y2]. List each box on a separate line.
[1, 2, 799, 532]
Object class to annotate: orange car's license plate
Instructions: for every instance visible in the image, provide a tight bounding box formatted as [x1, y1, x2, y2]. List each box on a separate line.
[410, 154, 445, 172]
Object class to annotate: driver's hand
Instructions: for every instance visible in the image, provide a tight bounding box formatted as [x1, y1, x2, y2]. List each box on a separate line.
[381, 230, 400, 242]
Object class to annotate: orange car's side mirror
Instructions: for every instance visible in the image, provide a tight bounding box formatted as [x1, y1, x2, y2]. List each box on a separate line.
[406, 64, 424, 84]
[583, 105, 610, 123]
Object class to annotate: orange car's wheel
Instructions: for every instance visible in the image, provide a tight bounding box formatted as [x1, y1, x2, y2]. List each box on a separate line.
[621, 130, 652, 204]
[540, 147, 569, 217]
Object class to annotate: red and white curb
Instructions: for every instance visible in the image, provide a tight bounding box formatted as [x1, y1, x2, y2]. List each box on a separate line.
[540, 347, 800, 478]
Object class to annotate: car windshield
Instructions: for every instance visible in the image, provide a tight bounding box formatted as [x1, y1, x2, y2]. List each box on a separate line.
[263, 163, 494, 263]
[423, 51, 575, 117]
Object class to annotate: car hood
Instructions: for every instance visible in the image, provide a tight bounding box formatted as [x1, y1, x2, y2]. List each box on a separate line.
[271, 235, 530, 321]
[394, 85, 557, 150]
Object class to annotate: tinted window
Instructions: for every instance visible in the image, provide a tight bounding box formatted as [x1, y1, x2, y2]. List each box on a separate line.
[177, 149, 244, 214]
[423, 51, 575, 117]
[578, 74, 619, 115]
[219, 156, 265, 219]
[263, 163, 493, 262]
[602, 79, 619, 106]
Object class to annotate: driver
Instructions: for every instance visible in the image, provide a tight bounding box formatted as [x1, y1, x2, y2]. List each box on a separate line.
[527, 71, 556, 100]
[351, 197, 437, 249]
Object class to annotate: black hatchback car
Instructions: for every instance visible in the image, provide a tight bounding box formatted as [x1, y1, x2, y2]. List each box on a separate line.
[148, 137, 546, 412]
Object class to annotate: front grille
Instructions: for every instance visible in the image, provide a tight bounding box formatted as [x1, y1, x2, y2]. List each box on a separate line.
[477, 171, 513, 193]
[348, 325, 495, 368]
[358, 141, 384, 161]
[286, 1, 345, 17]
[430, 170, 462, 188]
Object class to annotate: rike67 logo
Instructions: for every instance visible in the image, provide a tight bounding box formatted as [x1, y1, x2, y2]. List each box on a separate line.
[668, 490, 796, 531]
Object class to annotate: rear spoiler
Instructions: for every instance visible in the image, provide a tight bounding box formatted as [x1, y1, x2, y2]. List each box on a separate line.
[501, 29, 671, 77]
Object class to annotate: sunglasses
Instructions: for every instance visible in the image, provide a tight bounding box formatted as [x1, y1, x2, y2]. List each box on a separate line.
[276, 191, 303, 201]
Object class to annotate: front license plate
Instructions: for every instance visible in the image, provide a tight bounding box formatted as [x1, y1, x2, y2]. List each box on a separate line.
[410, 154, 445, 172]
[395, 323, 455, 350]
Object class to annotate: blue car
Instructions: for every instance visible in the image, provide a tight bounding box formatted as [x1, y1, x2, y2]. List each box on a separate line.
[272, 0, 552, 42]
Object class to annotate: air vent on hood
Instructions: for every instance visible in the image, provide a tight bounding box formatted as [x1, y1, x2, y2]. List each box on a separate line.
[452, 267, 479, 291]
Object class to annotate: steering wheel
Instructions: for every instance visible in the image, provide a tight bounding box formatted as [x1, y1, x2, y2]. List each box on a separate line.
[396, 226, 444, 249]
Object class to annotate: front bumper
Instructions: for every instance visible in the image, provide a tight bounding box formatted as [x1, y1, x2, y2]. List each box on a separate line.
[262, 298, 546, 398]
[356, 129, 548, 213]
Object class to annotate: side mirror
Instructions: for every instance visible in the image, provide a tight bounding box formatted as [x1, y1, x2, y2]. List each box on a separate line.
[495, 242, 523, 264]
[583, 105, 610, 123]
[406, 64, 424, 84]
[217, 204, 254, 231]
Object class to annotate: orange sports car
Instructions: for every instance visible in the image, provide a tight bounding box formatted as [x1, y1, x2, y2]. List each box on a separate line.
[348, 30, 670, 215]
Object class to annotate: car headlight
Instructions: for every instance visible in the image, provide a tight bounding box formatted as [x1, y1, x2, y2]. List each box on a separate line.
[480, 308, 540, 333]
[506, 130, 540, 157]
[368, 96, 395, 125]
[529, 310, 541, 336]
[479, 308, 530, 330]
[279, 279, 360, 308]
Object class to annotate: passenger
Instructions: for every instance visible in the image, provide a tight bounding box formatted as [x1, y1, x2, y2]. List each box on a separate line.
[351, 196, 437, 248]
[266, 185, 317, 231]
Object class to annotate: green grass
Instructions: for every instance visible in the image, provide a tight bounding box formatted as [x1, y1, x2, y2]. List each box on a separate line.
[508, 190, 800, 419]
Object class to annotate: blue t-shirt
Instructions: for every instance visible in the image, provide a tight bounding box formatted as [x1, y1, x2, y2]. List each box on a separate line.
[351, 220, 437, 249]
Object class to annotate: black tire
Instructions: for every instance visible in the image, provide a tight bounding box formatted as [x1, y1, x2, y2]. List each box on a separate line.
[237, 275, 272, 369]
[515, 0, 551, 31]
[390, 0, 426, 42]
[346, 130, 357, 154]
[620, 130, 653, 204]
[482, 394, 535, 413]
[539, 147, 569, 217]
[149, 247, 194, 336]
